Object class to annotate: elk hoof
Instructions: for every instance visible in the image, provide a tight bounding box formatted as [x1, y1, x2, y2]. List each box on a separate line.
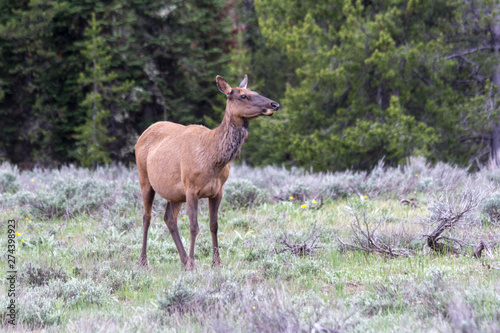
[212, 256, 222, 267]
[185, 258, 195, 271]
[138, 256, 148, 266]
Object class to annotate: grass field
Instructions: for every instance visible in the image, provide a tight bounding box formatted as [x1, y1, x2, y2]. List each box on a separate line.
[1, 157, 499, 332]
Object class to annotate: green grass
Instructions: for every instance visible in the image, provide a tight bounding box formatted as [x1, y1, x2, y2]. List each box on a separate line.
[0, 161, 499, 331]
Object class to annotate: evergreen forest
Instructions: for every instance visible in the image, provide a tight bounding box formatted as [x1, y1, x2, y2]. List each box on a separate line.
[2, 0, 500, 172]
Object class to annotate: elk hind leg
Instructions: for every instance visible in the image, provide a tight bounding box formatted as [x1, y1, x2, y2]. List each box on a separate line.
[139, 184, 155, 266]
[209, 191, 223, 267]
[164, 201, 187, 266]
[185, 193, 199, 271]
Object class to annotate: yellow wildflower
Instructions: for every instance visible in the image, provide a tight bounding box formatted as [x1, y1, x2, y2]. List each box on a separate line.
[415, 173, 418, 177]
[301, 204, 307, 209]
[312, 199, 317, 204]
[252, 306, 256, 310]
[15, 232, 21, 236]
[25, 217, 29, 221]
[21, 240, 24, 242]
[182, 217, 186, 220]
[364, 195, 368, 199]
[31, 178, 35, 182]
[289, 196, 294, 200]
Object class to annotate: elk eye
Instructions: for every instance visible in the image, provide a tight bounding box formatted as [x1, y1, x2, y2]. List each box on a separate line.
[240, 95, 247, 99]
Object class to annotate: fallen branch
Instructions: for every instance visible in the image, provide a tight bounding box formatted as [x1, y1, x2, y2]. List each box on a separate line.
[473, 240, 493, 259]
[425, 190, 480, 255]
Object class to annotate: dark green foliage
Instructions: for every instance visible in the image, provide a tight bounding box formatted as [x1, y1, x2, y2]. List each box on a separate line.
[2, 0, 500, 172]
[74, 12, 128, 167]
[0, 0, 232, 166]
[249, 0, 500, 171]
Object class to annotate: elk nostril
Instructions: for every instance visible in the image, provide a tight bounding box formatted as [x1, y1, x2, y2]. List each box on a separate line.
[270, 102, 280, 110]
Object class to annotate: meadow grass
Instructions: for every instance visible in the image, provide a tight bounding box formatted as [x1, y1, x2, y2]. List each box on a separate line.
[0, 158, 499, 332]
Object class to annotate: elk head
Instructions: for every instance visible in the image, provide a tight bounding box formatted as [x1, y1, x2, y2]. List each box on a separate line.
[216, 75, 280, 120]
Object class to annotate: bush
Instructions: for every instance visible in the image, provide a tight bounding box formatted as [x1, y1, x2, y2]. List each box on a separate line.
[18, 291, 63, 328]
[158, 279, 197, 315]
[322, 175, 351, 198]
[27, 177, 115, 219]
[50, 278, 110, 307]
[480, 192, 500, 224]
[16, 278, 109, 329]
[287, 182, 312, 201]
[19, 262, 68, 287]
[223, 179, 265, 210]
[0, 170, 19, 193]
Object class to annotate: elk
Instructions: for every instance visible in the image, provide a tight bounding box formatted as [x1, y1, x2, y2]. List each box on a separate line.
[135, 75, 279, 270]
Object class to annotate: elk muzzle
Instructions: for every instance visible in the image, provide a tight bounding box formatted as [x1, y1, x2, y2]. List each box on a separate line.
[262, 101, 280, 116]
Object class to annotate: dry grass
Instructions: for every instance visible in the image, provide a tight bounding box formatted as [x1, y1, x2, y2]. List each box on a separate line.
[0, 159, 499, 332]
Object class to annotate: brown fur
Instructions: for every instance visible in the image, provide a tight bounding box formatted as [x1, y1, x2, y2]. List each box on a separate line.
[135, 75, 279, 270]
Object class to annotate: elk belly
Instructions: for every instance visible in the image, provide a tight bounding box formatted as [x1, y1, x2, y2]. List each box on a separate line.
[197, 178, 222, 198]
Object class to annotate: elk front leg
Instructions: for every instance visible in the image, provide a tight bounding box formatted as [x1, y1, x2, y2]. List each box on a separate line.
[186, 193, 199, 270]
[208, 191, 223, 267]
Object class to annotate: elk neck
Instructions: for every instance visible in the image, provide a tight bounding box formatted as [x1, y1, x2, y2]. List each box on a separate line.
[211, 108, 249, 167]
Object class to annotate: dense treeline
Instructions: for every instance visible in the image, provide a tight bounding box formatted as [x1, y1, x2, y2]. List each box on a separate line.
[1, 0, 500, 171]
[0, 0, 232, 167]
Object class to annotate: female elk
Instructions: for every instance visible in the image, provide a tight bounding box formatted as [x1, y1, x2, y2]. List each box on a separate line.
[135, 75, 279, 270]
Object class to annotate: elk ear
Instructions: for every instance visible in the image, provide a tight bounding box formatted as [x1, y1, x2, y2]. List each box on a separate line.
[216, 75, 232, 96]
[238, 74, 248, 89]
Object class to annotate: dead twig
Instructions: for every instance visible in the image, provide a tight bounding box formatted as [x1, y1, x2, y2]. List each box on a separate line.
[275, 229, 324, 256]
[338, 211, 414, 258]
[400, 197, 418, 208]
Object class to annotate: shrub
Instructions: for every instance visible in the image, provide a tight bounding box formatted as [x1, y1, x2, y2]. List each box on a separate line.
[16, 278, 109, 329]
[480, 192, 500, 224]
[18, 291, 63, 328]
[50, 278, 110, 307]
[27, 178, 115, 219]
[158, 279, 198, 315]
[228, 216, 250, 229]
[322, 175, 351, 198]
[287, 182, 312, 201]
[0, 170, 19, 193]
[0, 190, 35, 209]
[19, 262, 68, 287]
[223, 179, 265, 210]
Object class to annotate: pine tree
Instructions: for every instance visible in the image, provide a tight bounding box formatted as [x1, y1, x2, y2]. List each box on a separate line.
[0, 0, 234, 166]
[74, 12, 132, 167]
[253, 0, 495, 171]
[0, 0, 69, 165]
